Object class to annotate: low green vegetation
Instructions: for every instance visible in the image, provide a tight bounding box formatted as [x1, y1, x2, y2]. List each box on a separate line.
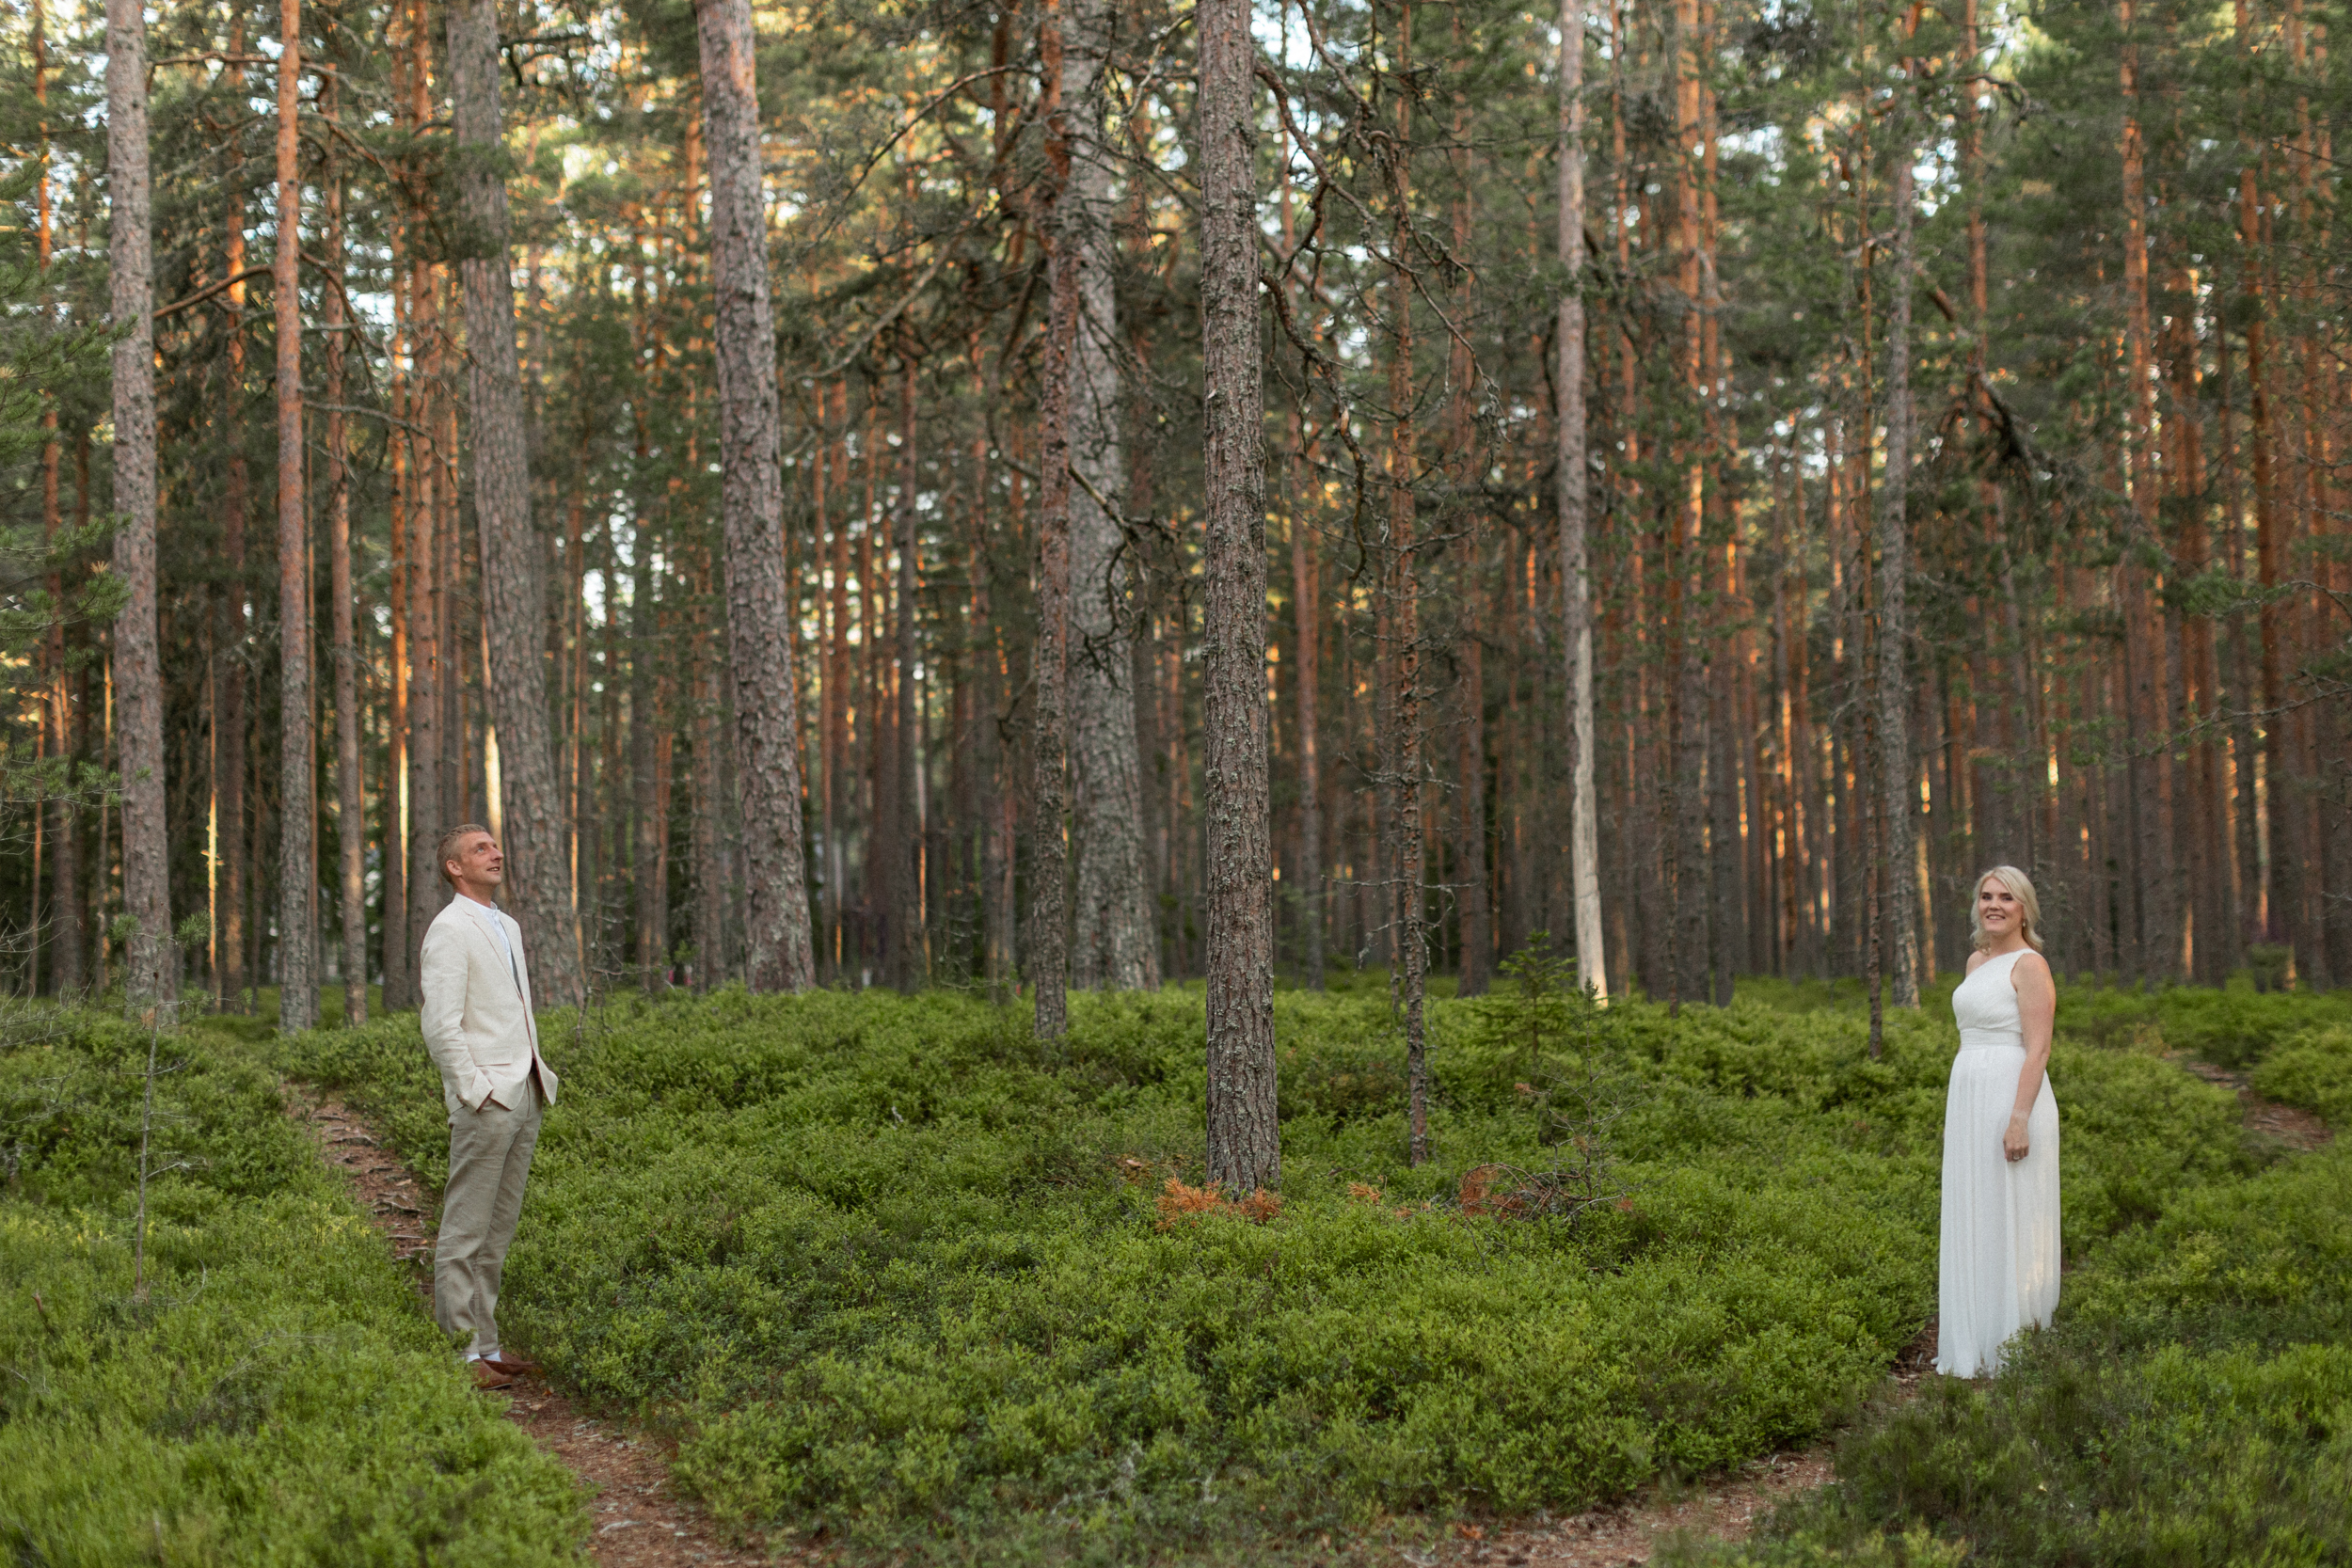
[2249, 1022, 2352, 1127]
[288, 972, 2282, 1563]
[0, 1005, 583, 1566]
[1668, 987, 2349, 1568]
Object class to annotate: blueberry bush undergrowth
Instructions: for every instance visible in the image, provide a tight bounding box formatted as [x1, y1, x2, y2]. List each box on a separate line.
[1666, 983, 2350, 1568]
[0, 1006, 583, 1566]
[278, 972, 2312, 1563]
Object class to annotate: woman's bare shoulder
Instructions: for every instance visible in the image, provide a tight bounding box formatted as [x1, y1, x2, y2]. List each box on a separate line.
[2010, 949, 2054, 988]
[1963, 948, 1989, 975]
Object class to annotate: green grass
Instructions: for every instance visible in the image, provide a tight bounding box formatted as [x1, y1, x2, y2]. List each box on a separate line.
[0, 1006, 584, 1566]
[281, 976, 2275, 1563]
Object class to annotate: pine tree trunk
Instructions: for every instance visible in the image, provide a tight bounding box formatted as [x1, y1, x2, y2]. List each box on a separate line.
[889, 357, 926, 991]
[2118, 0, 2179, 983]
[106, 0, 170, 1011]
[1031, 2, 1077, 1037]
[1877, 91, 1922, 1008]
[214, 174, 253, 1013]
[274, 0, 318, 1032]
[404, 325, 444, 985]
[1291, 514, 1327, 993]
[1454, 616, 1488, 996]
[1558, 0, 1606, 1002]
[631, 541, 664, 991]
[1199, 0, 1278, 1192]
[1065, 0, 1157, 993]
[449, 0, 581, 1006]
[691, 594, 726, 990]
[323, 66, 366, 1023]
[694, 0, 818, 992]
[1386, 6, 1427, 1166]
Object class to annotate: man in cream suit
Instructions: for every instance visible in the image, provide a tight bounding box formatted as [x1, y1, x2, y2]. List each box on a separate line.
[420, 823, 560, 1390]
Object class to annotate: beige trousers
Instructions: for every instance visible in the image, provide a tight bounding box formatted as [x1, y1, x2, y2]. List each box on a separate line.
[433, 1075, 544, 1358]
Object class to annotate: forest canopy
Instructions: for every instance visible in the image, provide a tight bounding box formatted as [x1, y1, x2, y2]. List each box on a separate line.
[1, 0, 2345, 1029]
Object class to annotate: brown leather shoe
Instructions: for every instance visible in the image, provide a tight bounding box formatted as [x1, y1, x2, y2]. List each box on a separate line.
[469, 1359, 516, 1390]
[483, 1353, 540, 1375]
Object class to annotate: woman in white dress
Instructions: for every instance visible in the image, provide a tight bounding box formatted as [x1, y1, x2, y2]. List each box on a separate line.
[1935, 865, 2061, 1378]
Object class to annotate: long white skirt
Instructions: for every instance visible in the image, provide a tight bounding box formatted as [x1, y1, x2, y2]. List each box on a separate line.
[1935, 1042, 2060, 1378]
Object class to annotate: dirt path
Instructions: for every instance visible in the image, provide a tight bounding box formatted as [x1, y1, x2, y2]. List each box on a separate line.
[2170, 1054, 2333, 1152]
[285, 1087, 789, 1568]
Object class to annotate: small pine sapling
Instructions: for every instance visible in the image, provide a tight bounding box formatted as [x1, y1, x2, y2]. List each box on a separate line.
[1462, 932, 1630, 1224]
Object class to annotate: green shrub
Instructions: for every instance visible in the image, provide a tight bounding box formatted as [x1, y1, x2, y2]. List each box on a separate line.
[281, 979, 2264, 1561]
[2249, 1024, 2352, 1127]
[0, 1009, 583, 1565]
[1667, 1111, 2352, 1566]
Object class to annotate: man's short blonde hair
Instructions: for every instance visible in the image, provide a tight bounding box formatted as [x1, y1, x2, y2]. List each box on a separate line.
[438, 823, 492, 887]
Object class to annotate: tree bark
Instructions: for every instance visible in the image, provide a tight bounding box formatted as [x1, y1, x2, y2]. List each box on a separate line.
[450, 0, 582, 1006]
[323, 63, 366, 1023]
[1199, 0, 1279, 1191]
[107, 0, 171, 1012]
[1064, 0, 1158, 993]
[888, 356, 926, 991]
[1031, 0, 1076, 1037]
[215, 146, 253, 1013]
[1877, 77, 1921, 1008]
[274, 0, 318, 1032]
[1558, 0, 1606, 1002]
[694, 0, 819, 992]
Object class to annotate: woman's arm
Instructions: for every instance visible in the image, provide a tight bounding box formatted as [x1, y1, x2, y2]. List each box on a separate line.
[2005, 952, 2056, 1162]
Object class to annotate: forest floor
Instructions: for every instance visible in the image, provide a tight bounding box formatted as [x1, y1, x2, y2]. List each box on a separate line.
[287, 1086, 780, 1568]
[280, 1039, 2323, 1568]
[282, 1086, 1929, 1568]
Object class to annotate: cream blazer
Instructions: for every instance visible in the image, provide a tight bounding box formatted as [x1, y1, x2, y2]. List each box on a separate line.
[420, 895, 561, 1115]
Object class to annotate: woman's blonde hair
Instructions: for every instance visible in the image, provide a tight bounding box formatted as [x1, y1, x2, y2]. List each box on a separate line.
[1971, 865, 2046, 952]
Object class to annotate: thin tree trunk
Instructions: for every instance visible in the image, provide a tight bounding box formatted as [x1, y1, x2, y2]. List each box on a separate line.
[33, 8, 80, 997]
[691, 571, 726, 990]
[275, 0, 318, 1032]
[1200, 0, 1278, 1192]
[695, 0, 818, 992]
[1387, 5, 1428, 1166]
[1032, 0, 1077, 1037]
[889, 356, 925, 991]
[1455, 614, 1488, 996]
[1558, 0, 1606, 1001]
[450, 0, 580, 1006]
[2118, 0, 2179, 983]
[403, 0, 444, 985]
[107, 0, 170, 1012]
[215, 159, 252, 1013]
[1291, 521, 1327, 995]
[1877, 67, 1921, 1008]
[323, 62, 366, 1023]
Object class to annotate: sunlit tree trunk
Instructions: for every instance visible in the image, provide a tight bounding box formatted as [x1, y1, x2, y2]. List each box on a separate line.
[275, 0, 319, 1032]
[1558, 0, 1606, 1003]
[1199, 0, 1278, 1191]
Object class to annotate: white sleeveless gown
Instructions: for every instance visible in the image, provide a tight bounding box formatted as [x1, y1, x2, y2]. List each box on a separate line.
[1935, 947, 2060, 1377]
